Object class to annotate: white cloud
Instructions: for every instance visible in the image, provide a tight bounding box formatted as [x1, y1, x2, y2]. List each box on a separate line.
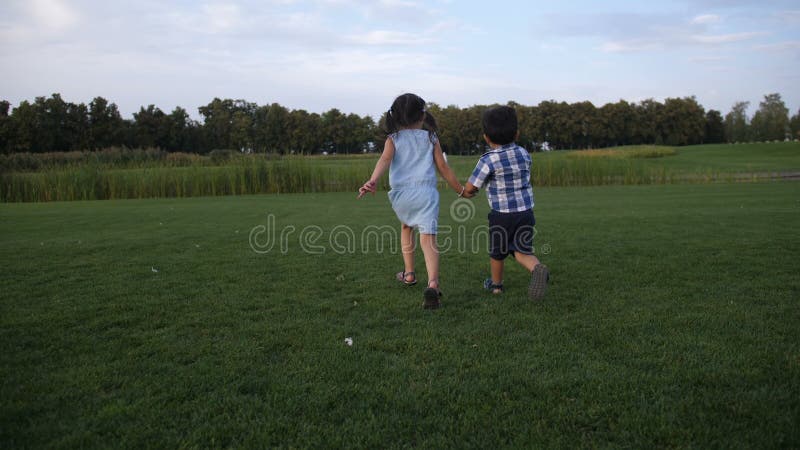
[753, 40, 800, 52]
[691, 31, 764, 44]
[202, 3, 243, 32]
[280, 49, 436, 76]
[27, 0, 79, 31]
[600, 40, 659, 53]
[775, 10, 800, 23]
[0, 0, 79, 43]
[691, 14, 720, 25]
[317, 0, 438, 24]
[599, 26, 766, 53]
[689, 55, 731, 63]
[346, 30, 432, 45]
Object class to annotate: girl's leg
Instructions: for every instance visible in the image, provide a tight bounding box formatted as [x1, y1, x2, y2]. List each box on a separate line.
[419, 233, 439, 289]
[400, 223, 416, 282]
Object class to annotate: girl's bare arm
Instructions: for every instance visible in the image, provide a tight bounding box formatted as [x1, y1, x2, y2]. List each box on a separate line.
[433, 141, 465, 195]
[358, 138, 395, 198]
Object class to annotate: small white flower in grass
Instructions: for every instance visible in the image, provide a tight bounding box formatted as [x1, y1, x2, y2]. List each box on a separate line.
[195, 244, 200, 248]
[151, 266, 159, 273]
[344, 337, 353, 346]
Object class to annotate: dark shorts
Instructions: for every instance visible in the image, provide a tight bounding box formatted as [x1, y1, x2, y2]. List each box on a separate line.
[488, 209, 536, 260]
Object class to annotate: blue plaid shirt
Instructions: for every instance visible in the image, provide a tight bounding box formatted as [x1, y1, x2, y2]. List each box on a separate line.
[468, 143, 534, 213]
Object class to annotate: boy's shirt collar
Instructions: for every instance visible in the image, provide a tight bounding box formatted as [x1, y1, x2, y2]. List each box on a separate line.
[481, 142, 517, 157]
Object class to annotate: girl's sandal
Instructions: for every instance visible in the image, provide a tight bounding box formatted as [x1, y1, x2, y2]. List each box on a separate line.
[396, 271, 417, 286]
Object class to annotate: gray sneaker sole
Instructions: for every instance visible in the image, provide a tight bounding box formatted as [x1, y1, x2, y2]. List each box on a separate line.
[528, 265, 549, 301]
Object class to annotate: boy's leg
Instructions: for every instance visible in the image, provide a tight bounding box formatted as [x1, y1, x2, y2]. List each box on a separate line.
[490, 257, 505, 286]
[514, 252, 541, 272]
[400, 223, 415, 282]
[419, 233, 439, 289]
[515, 251, 549, 301]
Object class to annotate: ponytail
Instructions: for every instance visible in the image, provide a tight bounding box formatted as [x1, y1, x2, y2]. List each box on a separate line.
[384, 109, 397, 135]
[423, 111, 439, 145]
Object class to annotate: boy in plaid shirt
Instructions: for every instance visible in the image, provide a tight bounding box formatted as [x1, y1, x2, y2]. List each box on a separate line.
[464, 105, 550, 300]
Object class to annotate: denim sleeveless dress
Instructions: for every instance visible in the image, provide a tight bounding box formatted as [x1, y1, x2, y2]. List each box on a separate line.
[388, 129, 439, 234]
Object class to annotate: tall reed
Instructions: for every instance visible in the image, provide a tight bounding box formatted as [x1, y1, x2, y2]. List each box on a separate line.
[1, 156, 377, 202]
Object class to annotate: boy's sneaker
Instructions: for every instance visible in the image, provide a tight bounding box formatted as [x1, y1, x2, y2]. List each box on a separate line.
[422, 288, 442, 310]
[528, 264, 549, 301]
[483, 278, 504, 294]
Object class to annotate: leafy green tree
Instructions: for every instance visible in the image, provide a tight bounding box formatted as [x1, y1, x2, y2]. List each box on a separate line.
[133, 105, 171, 149]
[633, 99, 664, 145]
[512, 102, 538, 150]
[253, 103, 289, 154]
[348, 114, 375, 153]
[18, 94, 90, 152]
[790, 109, 800, 141]
[230, 110, 253, 152]
[36, 95, 66, 151]
[535, 101, 560, 149]
[462, 105, 485, 154]
[724, 101, 750, 143]
[88, 96, 124, 149]
[599, 100, 635, 147]
[287, 109, 322, 154]
[750, 93, 789, 141]
[67, 101, 90, 151]
[704, 110, 725, 144]
[659, 97, 705, 146]
[199, 98, 255, 151]
[0, 100, 11, 153]
[568, 101, 598, 149]
[166, 107, 200, 152]
[321, 108, 346, 153]
[9, 101, 37, 152]
[425, 104, 463, 154]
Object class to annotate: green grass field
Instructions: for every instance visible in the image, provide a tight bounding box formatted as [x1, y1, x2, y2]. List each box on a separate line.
[2, 181, 798, 448]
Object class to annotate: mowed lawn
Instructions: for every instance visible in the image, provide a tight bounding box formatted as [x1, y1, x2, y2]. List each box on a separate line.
[1, 182, 799, 448]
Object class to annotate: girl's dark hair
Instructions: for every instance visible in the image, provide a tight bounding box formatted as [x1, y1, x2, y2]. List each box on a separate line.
[385, 93, 438, 144]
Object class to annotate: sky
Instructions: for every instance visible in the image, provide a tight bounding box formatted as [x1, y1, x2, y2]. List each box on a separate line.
[2, 0, 798, 121]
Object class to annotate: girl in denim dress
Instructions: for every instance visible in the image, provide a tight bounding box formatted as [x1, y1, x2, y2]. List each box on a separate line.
[358, 93, 467, 309]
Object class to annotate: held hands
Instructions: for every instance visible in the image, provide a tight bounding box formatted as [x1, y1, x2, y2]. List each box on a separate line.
[458, 184, 476, 199]
[357, 180, 377, 199]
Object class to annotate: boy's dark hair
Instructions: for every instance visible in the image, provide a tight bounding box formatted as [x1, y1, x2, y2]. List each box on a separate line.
[482, 105, 518, 145]
[385, 93, 438, 144]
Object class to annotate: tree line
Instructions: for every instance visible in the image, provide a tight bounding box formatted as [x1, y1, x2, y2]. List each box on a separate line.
[1, 93, 798, 155]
